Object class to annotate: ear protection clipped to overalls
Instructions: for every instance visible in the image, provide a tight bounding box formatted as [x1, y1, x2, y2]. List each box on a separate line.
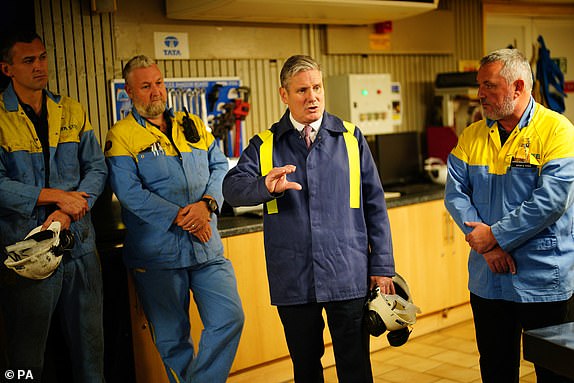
[364, 273, 421, 347]
[3, 222, 75, 280]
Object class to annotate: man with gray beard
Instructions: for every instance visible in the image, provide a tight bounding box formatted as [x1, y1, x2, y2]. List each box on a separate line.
[104, 55, 244, 383]
[445, 48, 574, 383]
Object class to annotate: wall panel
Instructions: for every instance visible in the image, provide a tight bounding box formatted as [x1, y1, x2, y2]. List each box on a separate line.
[35, 0, 483, 150]
[35, 0, 116, 147]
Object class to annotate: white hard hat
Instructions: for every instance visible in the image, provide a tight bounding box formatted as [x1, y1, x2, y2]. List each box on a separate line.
[4, 222, 64, 280]
[365, 273, 421, 346]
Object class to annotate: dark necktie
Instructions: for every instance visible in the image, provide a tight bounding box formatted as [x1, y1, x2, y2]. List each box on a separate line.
[304, 125, 312, 149]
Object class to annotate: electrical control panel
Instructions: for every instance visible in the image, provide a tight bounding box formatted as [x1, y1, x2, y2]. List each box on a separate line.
[326, 74, 401, 135]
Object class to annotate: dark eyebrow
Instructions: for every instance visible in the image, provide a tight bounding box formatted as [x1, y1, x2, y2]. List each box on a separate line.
[22, 50, 48, 61]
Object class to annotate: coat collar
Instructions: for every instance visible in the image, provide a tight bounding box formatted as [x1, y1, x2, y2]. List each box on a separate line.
[130, 104, 174, 128]
[273, 109, 347, 140]
[486, 96, 535, 130]
[2, 82, 61, 112]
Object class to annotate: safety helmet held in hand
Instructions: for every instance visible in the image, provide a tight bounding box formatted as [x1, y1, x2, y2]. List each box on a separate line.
[365, 273, 421, 347]
[3, 222, 72, 280]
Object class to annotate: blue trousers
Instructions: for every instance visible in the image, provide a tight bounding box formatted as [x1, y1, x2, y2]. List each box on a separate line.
[277, 297, 372, 383]
[0, 251, 105, 382]
[132, 257, 244, 383]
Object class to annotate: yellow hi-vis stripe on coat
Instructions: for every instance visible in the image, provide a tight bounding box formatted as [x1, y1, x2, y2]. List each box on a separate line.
[342, 121, 360, 209]
[258, 129, 278, 214]
[257, 121, 360, 215]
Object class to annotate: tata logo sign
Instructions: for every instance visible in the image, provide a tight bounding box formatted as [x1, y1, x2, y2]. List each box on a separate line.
[154, 32, 189, 60]
[164, 36, 179, 48]
[163, 36, 181, 55]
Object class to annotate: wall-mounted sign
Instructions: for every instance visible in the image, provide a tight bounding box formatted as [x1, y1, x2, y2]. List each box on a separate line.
[154, 32, 189, 60]
[368, 33, 391, 51]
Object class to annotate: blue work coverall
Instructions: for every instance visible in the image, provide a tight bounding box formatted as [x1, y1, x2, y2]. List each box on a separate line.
[105, 108, 244, 383]
[0, 83, 108, 382]
[445, 98, 574, 382]
[445, 99, 574, 303]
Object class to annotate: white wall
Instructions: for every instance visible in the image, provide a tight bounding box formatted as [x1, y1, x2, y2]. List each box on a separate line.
[486, 16, 574, 123]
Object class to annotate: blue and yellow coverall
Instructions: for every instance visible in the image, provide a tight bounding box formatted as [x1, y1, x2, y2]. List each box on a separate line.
[445, 99, 574, 303]
[105, 108, 244, 383]
[0, 83, 108, 381]
[445, 98, 574, 382]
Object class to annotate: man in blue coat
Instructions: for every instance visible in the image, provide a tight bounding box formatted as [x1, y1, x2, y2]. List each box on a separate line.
[223, 55, 395, 383]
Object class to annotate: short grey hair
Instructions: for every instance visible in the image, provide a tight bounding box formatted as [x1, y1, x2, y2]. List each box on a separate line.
[280, 55, 322, 89]
[480, 48, 533, 92]
[122, 55, 157, 84]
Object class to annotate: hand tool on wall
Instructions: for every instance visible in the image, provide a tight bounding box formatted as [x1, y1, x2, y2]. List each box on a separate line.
[232, 86, 251, 157]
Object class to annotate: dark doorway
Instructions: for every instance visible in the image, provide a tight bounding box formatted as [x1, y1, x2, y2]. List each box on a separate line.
[0, 0, 36, 91]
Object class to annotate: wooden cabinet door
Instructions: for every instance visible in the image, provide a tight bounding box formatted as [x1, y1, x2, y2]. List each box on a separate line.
[444, 213, 470, 307]
[225, 231, 290, 371]
[388, 201, 445, 315]
[387, 200, 469, 316]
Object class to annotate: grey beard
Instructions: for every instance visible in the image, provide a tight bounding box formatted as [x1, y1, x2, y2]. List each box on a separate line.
[482, 95, 517, 121]
[134, 101, 166, 119]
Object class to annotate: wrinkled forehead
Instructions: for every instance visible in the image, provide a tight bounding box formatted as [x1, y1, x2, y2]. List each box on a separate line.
[283, 69, 323, 90]
[126, 64, 164, 86]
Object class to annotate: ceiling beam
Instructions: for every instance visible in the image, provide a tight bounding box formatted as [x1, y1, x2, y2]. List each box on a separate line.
[483, 0, 574, 17]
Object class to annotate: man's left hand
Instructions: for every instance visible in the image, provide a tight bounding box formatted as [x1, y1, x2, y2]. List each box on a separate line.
[369, 276, 395, 295]
[42, 210, 72, 230]
[483, 246, 516, 274]
[191, 223, 212, 243]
